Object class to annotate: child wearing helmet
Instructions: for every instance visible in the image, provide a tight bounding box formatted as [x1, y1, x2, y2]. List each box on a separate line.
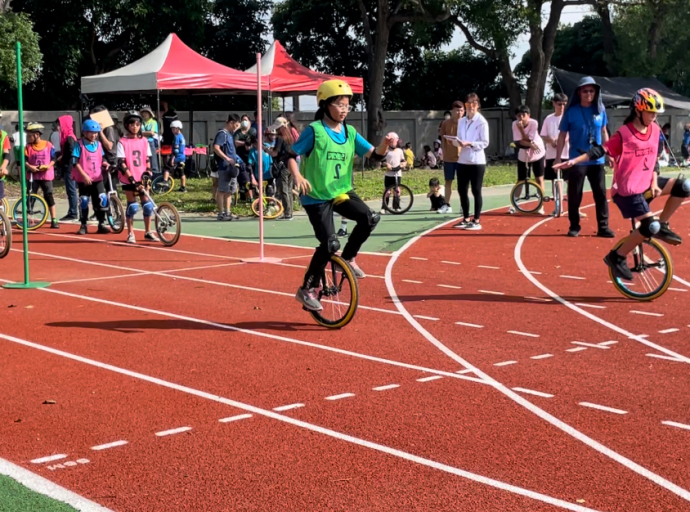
[555, 88, 688, 280]
[71, 119, 110, 235]
[116, 110, 158, 244]
[162, 120, 187, 192]
[288, 79, 392, 312]
[25, 123, 59, 228]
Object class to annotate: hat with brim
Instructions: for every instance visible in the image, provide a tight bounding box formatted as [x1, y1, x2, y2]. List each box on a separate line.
[268, 117, 288, 132]
[140, 107, 155, 117]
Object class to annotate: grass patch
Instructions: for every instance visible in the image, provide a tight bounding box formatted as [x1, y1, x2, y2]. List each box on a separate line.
[0, 474, 78, 512]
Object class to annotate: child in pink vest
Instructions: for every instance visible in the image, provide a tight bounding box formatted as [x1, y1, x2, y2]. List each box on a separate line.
[24, 123, 59, 228]
[555, 88, 688, 281]
[71, 119, 110, 235]
[116, 111, 158, 244]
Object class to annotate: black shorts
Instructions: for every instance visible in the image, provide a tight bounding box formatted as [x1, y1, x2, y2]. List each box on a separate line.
[613, 176, 670, 219]
[544, 159, 569, 181]
[122, 183, 144, 193]
[0, 179, 4, 200]
[517, 158, 545, 181]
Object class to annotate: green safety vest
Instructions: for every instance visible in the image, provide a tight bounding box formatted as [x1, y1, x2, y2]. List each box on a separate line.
[300, 121, 356, 201]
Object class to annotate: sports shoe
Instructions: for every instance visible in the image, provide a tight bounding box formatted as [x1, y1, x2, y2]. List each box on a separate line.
[59, 214, 78, 223]
[604, 250, 633, 281]
[656, 221, 682, 246]
[337, 228, 348, 237]
[278, 215, 293, 221]
[464, 219, 482, 231]
[346, 258, 366, 279]
[507, 206, 516, 215]
[454, 219, 471, 229]
[97, 223, 111, 234]
[295, 287, 323, 311]
[178, 186, 187, 193]
[579, 211, 588, 218]
[217, 212, 231, 221]
[537, 206, 545, 215]
[567, 228, 580, 237]
[77, 224, 87, 235]
[597, 227, 616, 238]
[50, 219, 60, 229]
[126, 233, 136, 244]
[437, 204, 450, 214]
[144, 231, 160, 242]
[380, 208, 386, 214]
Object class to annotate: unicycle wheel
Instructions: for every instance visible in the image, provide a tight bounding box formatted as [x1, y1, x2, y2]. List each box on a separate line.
[151, 175, 174, 195]
[155, 202, 181, 246]
[108, 196, 125, 234]
[12, 194, 48, 230]
[609, 238, 673, 301]
[382, 183, 414, 214]
[309, 254, 359, 329]
[251, 197, 284, 219]
[0, 210, 12, 258]
[509, 179, 544, 214]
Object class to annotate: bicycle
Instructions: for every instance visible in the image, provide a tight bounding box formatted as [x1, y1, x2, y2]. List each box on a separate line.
[509, 158, 544, 214]
[542, 166, 565, 218]
[11, 173, 48, 231]
[381, 176, 414, 215]
[140, 176, 181, 246]
[305, 254, 359, 329]
[104, 170, 125, 234]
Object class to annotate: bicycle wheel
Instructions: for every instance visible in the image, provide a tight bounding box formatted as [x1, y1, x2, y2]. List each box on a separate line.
[0, 197, 9, 214]
[108, 196, 125, 234]
[309, 254, 359, 329]
[12, 194, 48, 231]
[155, 202, 181, 246]
[251, 197, 284, 219]
[0, 210, 12, 258]
[510, 179, 543, 214]
[151, 175, 174, 195]
[609, 238, 673, 301]
[382, 183, 414, 215]
[553, 180, 562, 218]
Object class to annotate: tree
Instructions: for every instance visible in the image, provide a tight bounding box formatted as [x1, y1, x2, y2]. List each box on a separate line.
[550, 16, 609, 77]
[385, 46, 504, 109]
[0, 9, 42, 88]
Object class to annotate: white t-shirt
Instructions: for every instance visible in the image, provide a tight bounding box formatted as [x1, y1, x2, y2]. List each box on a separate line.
[116, 141, 153, 158]
[49, 131, 60, 150]
[512, 118, 545, 163]
[540, 113, 569, 160]
[10, 132, 26, 147]
[384, 148, 405, 177]
[457, 113, 489, 165]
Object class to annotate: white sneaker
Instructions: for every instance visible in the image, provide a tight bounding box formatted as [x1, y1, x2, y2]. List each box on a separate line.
[464, 220, 482, 231]
[380, 208, 386, 215]
[508, 206, 516, 214]
[444, 206, 452, 213]
[126, 233, 136, 244]
[579, 211, 588, 218]
[537, 207, 545, 215]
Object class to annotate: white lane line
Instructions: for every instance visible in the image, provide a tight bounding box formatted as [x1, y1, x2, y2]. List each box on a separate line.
[479, 290, 505, 295]
[508, 330, 540, 338]
[30, 454, 67, 464]
[525, 296, 552, 302]
[571, 341, 610, 350]
[414, 315, 440, 321]
[441, 260, 461, 265]
[669, 287, 688, 292]
[325, 393, 355, 401]
[372, 384, 400, 391]
[598, 341, 619, 346]
[560, 275, 586, 280]
[219, 414, 253, 423]
[456, 321, 483, 328]
[402, 279, 423, 284]
[512, 388, 554, 398]
[456, 369, 474, 375]
[478, 265, 500, 269]
[662, 421, 690, 431]
[578, 402, 628, 415]
[646, 354, 684, 362]
[91, 440, 128, 451]
[155, 426, 193, 437]
[417, 375, 443, 382]
[0, 332, 601, 512]
[659, 328, 679, 334]
[438, 284, 462, 289]
[410, 257, 428, 261]
[566, 347, 588, 353]
[530, 354, 553, 360]
[52, 272, 149, 285]
[273, 403, 305, 412]
[630, 310, 664, 317]
[1, 457, 114, 511]
[494, 361, 517, 367]
[575, 303, 606, 310]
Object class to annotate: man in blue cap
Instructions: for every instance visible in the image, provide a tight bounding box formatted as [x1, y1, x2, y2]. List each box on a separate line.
[554, 77, 615, 238]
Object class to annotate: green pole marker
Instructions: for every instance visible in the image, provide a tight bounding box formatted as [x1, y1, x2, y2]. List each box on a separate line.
[3, 42, 50, 289]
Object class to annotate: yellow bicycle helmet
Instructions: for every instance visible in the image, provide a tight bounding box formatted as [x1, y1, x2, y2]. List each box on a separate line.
[26, 122, 44, 133]
[633, 88, 665, 113]
[316, 80, 353, 104]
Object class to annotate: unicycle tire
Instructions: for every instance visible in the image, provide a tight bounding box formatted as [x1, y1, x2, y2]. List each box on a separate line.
[382, 183, 414, 215]
[509, 179, 544, 214]
[12, 194, 48, 231]
[151, 175, 175, 196]
[0, 210, 12, 258]
[155, 202, 181, 246]
[309, 254, 359, 329]
[108, 196, 125, 234]
[609, 237, 673, 301]
[553, 180, 563, 218]
[0, 197, 9, 214]
[251, 197, 284, 219]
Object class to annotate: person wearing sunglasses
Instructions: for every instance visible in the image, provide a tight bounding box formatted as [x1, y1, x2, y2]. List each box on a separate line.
[555, 77, 614, 238]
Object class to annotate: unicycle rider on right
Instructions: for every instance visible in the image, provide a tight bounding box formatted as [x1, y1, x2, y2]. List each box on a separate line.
[289, 80, 392, 312]
[554, 88, 689, 280]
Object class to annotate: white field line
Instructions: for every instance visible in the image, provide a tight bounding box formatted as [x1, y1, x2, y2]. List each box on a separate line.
[30, 454, 67, 464]
[575, 303, 606, 310]
[417, 375, 443, 382]
[91, 440, 128, 451]
[478, 265, 500, 270]
[646, 354, 684, 362]
[438, 284, 462, 289]
[456, 322, 483, 328]
[659, 328, 679, 334]
[512, 388, 554, 398]
[325, 393, 355, 401]
[560, 275, 586, 280]
[219, 414, 253, 423]
[578, 402, 628, 415]
[413, 315, 439, 321]
[155, 427, 192, 437]
[493, 361, 518, 367]
[372, 384, 400, 391]
[479, 290, 505, 296]
[571, 341, 610, 350]
[662, 421, 690, 431]
[630, 310, 664, 317]
[566, 347, 588, 353]
[273, 403, 305, 412]
[530, 354, 553, 360]
[508, 330, 540, 338]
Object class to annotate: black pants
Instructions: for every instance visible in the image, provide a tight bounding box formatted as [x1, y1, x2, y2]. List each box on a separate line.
[277, 167, 294, 218]
[77, 180, 107, 223]
[458, 164, 485, 220]
[303, 190, 378, 287]
[31, 179, 55, 207]
[567, 164, 609, 231]
[382, 175, 401, 209]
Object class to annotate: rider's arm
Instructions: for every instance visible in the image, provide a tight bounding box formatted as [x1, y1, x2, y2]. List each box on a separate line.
[363, 135, 387, 162]
[554, 132, 567, 163]
[98, 130, 113, 152]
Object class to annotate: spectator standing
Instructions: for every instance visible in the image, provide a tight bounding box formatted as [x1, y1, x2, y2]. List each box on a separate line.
[555, 76, 614, 238]
[455, 92, 489, 231]
[541, 93, 571, 217]
[440, 101, 465, 210]
[89, 105, 120, 192]
[213, 114, 241, 221]
[682, 118, 690, 164]
[161, 102, 178, 147]
[56, 115, 79, 222]
[511, 104, 546, 214]
[49, 121, 60, 150]
[234, 115, 255, 164]
[140, 107, 159, 175]
[267, 116, 296, 220]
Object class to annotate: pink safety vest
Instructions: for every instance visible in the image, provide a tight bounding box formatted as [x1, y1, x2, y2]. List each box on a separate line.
[73, 140, 104, 183]
[26, 143, 55, 181]
[611, 123, 659, 197]
[119, 137, 149, 184]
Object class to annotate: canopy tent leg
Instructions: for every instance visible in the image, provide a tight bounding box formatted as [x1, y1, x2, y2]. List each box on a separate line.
[189, 92, 194, 145]
[156, 89, 162, 173]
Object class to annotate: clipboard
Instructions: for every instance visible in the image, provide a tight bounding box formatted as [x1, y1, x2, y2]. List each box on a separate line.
[89, 110, 114, 129]
[442, 135, 462, 147]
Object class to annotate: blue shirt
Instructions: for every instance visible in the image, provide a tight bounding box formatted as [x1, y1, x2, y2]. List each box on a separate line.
[683, 129, 690, 147]
[248, 147, 273, 180]
[213, 129, 238, 172]
[559, 105, 608, 165]
[172, 133, 185, 161]
[71, 140, 102, 159]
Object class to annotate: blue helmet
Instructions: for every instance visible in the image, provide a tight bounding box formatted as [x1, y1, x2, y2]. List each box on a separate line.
[82, 119, 101, 133]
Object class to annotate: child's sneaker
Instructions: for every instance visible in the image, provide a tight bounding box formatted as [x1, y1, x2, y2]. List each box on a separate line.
[464, 219, 482, 231]
[507, 206, 516, 214]
[604, 250, 633, 281]
[295, 287, 323, 311]
[454, 219, 471, 229]
[77, 224, 87, 235]
[97, 222, 111, 234]
[144, 231, 160, 242]
[50, 219, 60, 229]
[657, 221, 682, 245]
[178, 186, 187, 193]
[337, 228, 348, 237]
[346, 258, 366, 279]
[379, 208, 386, 214]
[126, 233, 136, 244]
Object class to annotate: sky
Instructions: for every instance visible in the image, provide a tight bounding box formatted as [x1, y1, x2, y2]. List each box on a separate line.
[283, 4, 593, 112]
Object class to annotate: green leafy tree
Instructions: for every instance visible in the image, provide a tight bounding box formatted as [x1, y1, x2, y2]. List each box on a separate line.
[0, 9, 42, 88]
